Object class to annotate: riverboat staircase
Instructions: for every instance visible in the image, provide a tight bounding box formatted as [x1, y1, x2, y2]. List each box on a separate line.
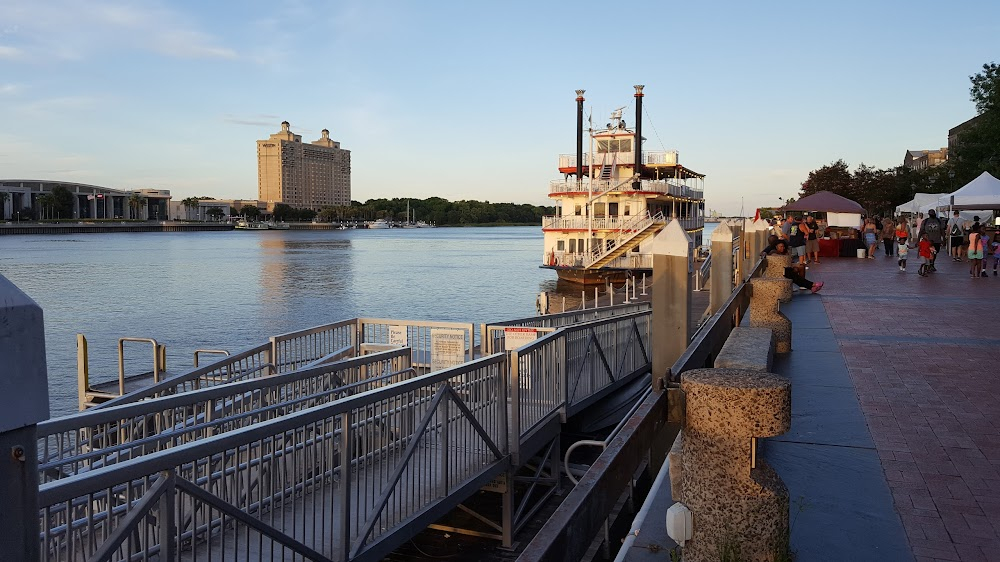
[37, 303, 652, 562]
[585, 212, 666, 269]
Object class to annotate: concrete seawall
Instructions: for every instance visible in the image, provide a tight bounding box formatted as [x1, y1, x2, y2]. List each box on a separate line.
[0, 222, 235, 235]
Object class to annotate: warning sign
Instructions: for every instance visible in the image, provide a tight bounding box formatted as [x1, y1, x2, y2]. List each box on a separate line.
[504, 327, 539, 351]
[431, 329, 467, 372]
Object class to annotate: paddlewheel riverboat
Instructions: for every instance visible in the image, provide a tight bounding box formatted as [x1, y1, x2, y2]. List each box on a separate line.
[542, 86, 705, 284]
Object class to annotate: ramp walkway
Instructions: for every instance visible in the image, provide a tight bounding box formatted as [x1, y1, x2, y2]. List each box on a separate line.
[37, 303, 652, 562]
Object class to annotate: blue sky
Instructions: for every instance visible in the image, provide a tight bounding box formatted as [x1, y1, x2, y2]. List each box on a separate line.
[0, 0, 996, 215]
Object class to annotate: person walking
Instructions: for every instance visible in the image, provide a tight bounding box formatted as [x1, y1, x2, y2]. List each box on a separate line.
[896, 219, 910, 272]
[789, 216, 808, 266]
[805, 214, 821, 264]
[948, 210, 964, 261]
[917, 233, 936, 277]
[991, 237, 1000, 276]
[917, 209, 945, 271]
[863, 218, 878, 259]
[881, 215, 895, 257]
[969, 225, 985, 278]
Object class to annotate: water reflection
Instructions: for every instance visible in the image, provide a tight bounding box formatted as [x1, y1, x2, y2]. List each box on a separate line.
[258, 234, 354, 326]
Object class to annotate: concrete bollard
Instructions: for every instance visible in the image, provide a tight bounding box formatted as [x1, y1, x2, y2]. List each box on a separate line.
[674, 368, 791, 562]
[761, 254, 794, 303]
[749, 278, 792, 353]
[652, 220, 693, 388]
[709, 222, 734, 316]
[0, 274, 50, 561]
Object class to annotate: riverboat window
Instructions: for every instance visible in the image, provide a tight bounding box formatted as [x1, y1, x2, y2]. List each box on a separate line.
[597, 139, 633, 153]
[575, 205, 582, 216]
[594, 203, 605, 217]
[609, 203, 619, 216]
[578, 238, 584, 253]
[569, 239, 576, 253]
[557, 240, 565, 251]
[624, 204, 631, 216]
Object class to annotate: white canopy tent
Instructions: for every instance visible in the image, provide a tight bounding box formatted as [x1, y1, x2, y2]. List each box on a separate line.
[935, 171, 1000, 210]
[896, 193, 945, 215]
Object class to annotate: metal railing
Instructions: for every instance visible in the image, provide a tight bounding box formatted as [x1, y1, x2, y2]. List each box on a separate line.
[557, 151, 681, 168]
[549, 178, 702, 200]
[482, 302, 650, 354]
[270, 318, 358, 373]
[694, 252, 712, 291]
[587, 213, 664, 267]
[357, 318, 476, 373]
[38, 354, 509, 562]
[38, 348, 414, 482]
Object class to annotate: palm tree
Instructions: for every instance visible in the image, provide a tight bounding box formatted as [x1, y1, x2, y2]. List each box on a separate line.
[128, 193, 147, 220]
[181, 197, 200, 220]
[37, 193, 55, 220]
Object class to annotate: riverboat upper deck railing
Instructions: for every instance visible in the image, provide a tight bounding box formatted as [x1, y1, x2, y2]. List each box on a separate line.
[36, 306, 653, 562]
[558, 151, 681, 168]
[549, 178, 703, 200]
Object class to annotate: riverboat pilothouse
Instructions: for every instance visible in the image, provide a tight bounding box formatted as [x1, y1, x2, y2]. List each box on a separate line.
[542, 86, 705, 284]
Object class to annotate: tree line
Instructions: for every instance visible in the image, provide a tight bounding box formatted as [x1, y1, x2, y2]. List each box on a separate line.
[795, 62, 1000, 216]
[277, 197, 554, 226]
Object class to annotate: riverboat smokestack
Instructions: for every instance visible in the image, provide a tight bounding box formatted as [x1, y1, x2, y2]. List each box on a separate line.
[576, 90, 585, 180]
[633, 85, 644, 190]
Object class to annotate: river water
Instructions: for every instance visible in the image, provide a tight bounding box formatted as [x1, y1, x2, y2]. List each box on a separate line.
[1, 226, 575, 416]
[2, 224, 719, 417]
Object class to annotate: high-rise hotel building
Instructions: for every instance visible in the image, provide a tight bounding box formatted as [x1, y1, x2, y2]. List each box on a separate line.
[257, 121, 351, 210]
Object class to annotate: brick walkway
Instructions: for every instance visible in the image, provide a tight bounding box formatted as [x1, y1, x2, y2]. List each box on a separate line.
[812, 250, 1000, 562]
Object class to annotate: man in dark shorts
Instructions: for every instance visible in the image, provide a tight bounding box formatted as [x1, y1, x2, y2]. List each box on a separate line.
[805, 214, 820, 263]
[948, 210, 964, 261]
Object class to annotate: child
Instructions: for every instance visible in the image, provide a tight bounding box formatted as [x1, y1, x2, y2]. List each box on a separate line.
[981, 230, 992, 277]
[918, 233, 935, 277]
[895, 220, 910, 272]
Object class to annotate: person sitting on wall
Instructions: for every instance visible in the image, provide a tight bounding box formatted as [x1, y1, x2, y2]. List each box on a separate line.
[761, 235, 824, 293]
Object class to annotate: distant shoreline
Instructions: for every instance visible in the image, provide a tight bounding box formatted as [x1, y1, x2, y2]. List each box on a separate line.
[0, 221, 541, 235]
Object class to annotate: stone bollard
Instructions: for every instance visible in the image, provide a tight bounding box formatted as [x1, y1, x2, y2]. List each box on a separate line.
[748, 278, 792, 353]
[761, 254, 793, 303]
[676, 368, 791, 562]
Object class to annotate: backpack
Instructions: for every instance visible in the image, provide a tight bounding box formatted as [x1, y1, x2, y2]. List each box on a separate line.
[924, 218, 941, 238]
[950, 222, 962, 237]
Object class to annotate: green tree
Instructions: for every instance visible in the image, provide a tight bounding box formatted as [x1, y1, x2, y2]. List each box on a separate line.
[206, 207, 224, 221]
[242, 205, 261, 219]
[50, 185, 74, 218]
[272, 203, 293, 221]
[799, 160, 853, 198]
[37, 193, 55, 219]
[128, 192, 147, 220]
[181, 197, 200, 220]
[952, 62, 1000, 183]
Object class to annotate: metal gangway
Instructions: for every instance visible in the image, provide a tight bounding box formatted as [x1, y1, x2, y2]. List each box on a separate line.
[37, 303, 652, 562]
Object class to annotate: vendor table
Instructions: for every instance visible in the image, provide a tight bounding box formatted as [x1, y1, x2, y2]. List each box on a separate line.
[818, 238, 841, 258]
[838, 238, 864, 257]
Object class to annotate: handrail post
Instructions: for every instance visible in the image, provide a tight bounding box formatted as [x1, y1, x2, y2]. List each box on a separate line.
[158, 470, 177, 559]
[0, 274, 48, 562]
[509, 350, 521, 466]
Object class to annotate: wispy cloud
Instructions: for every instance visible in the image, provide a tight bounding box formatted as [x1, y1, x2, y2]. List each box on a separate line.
[0, 1, 238, 61]
[0, 84, 21, 95]
[0, 45, 23, 59]
[222, 114, 283, 128]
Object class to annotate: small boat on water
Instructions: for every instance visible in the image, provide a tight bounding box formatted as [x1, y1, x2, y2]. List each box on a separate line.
[541, 86, 706, 285]
[235, 219, 269, 230]
[266, 220, 290, 230]
[366, 219, 390, 229]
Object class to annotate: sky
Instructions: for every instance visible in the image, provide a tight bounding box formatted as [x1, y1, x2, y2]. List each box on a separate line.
[0, 0, 997, 216]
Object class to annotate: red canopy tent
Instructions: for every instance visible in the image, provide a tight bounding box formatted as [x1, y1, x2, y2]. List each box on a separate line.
[780, 191, 864, 213]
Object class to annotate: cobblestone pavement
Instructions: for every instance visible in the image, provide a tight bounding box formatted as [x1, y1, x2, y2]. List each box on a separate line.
[812, 251, 1000, 562]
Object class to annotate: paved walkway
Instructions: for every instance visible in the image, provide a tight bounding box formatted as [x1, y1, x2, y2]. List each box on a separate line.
[811, 251, 1000, 562]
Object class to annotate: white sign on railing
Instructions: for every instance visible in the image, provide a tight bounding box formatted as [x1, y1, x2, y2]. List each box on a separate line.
[431, 329, 467, 372]
[504, 327, 539, 350]
[389, 325, 408, 347]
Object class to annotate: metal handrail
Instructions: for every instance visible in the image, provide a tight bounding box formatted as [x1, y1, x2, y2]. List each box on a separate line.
[117, 337, 159, 395]
[587, 212, 665, 267]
